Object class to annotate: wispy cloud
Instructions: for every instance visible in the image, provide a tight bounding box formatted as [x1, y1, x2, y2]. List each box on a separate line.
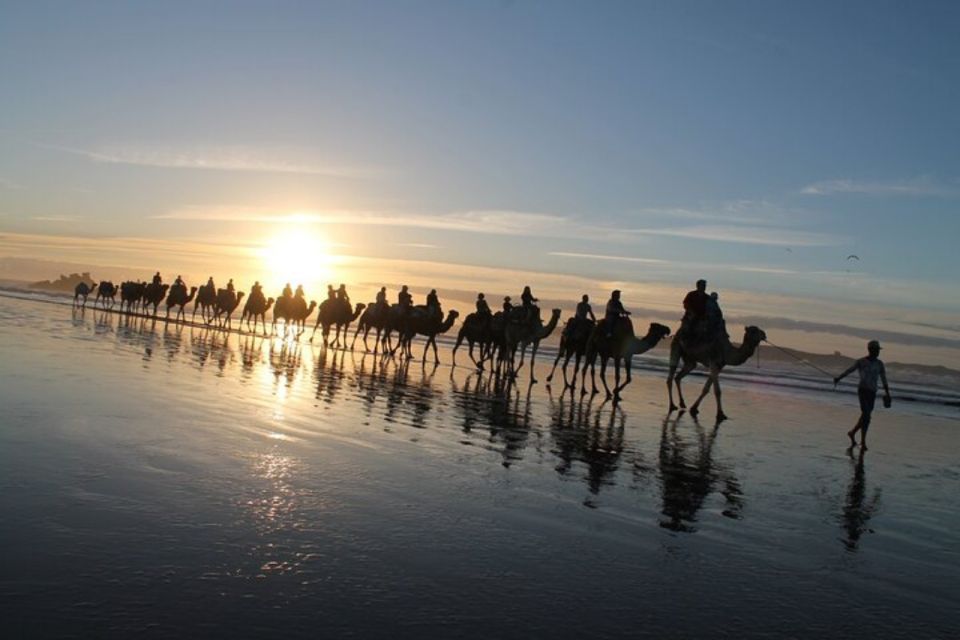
[399, 243, 439, 249]
[30, 215, 79, 222]
[634, 200, 788, 225]
[800, 177, 958, 197]
[44, 143, 375, 178]
[625, 225, 841, 247]
[548, 251, 666, 264]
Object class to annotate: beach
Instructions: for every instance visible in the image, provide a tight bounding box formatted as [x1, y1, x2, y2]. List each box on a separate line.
[1, 293, 958, 638]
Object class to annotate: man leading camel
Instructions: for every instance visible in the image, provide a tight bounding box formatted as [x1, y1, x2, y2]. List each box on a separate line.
[834, 340, 891, 451]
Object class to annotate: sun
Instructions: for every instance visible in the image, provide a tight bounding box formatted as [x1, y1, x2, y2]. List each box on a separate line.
[259, 227, 332, 292]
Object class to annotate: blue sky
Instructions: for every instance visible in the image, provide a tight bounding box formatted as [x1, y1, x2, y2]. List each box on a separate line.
[1, 1, 959, 352]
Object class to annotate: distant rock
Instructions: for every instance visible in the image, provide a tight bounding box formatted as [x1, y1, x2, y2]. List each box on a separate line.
[30, 272, 96, 293]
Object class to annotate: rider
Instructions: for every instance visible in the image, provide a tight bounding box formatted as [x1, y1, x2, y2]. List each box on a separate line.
[282, 282, 293, 298]
[705, 291, 727, 339]
[206, 277, 216, 294]
[251, 280, 263, 300]
[604, 290, 630, 337]
[681, 279, 710, 341]
[502, 296, 513, 314]
[295, 284, 305, 299]
[520, 285, 538, 322]
[565, 294, 596, 338]
[337, 283, 350, 305]
[375, 286, 388, 312]
[152, 271, 162, 286]
[226, 278, 235, 294]
[326, 284, 336, 302]
[426, 288, 441, 319]
[174, 275, 185, 288]
[476, 293, 491, 318]
[398, 285, 413, 313]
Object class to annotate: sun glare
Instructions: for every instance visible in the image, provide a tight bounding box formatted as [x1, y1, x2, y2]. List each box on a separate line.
[260, 227, 333, 292]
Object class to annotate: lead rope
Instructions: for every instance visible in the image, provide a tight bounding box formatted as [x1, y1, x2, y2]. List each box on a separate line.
[760, 338, 836, 380]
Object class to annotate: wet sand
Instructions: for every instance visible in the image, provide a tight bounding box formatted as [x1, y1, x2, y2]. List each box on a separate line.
[1, 295, 958, 638]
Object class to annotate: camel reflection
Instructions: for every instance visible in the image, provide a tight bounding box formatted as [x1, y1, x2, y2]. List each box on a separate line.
[658, 414, 743, 532]
[450, 372, 536, 467]
[840, 447, 880, 551]
[270, 339, 304, 389]
[313, 346, 346, 404]
[549, 392, 626, 497]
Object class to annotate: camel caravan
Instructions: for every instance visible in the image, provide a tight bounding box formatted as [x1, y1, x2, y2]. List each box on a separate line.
[73, 273, 765, 420]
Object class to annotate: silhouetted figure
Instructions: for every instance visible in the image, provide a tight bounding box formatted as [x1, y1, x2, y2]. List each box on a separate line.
[426, 288, 441, 319]
[174, 275, 185, 288]
[841, 446, 881, 551]
[502, 296, 513, 314]
[251, 281, 263, 297]
[398, 285, 412, 311]
[327, 285, 336, 302]
[565, 294, 595, 339]
[475, 292, 491, 318]
[282, 282, 293, 298]
[337, 283, 350, 306]
[834, 340, 891, 450]
[226, 278, 235, 294]
[295, 284, 305, 299]
[604, 289, 630, 337]
[375, 286, 388, 312]
[681, 279, 709, 342]
[152, 271, 162, 286]
[705, 291, 727, 338]
[520, 285, 538, 322]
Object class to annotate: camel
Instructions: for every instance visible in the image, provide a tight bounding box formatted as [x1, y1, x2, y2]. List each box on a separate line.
[240, 291, 275, 335]
[73, 281, 97, 308]
[500, 308, 561, 384]
[666, 325, 767, 422]
[584, 320, 672, 401]
[350, 303, 392, 353]
[192, 284, 217, 323]
[165, 285, 198, 323]
[451, 312, 494, 370]
[545, 318, 595, 391]
[212, 289, 245, 330]
[95, 281, 119, 310]
[119, 281, 144, 314]
[395, 309, 460, 364]
[310, 299, 366, 347]
[142, 282, 170, 317]
[272, 295, 317, 337]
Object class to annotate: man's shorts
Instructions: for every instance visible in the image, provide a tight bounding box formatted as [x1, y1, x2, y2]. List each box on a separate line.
[858, 388, 877, 414]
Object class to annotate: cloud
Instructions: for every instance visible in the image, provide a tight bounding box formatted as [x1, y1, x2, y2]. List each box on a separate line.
[800, 177, 958, 197]
[44, 143, 374, 178]
[624, 225, 841, 247]
[30, 215, 79, 222]
[634, 200, 788, 225]
[399, 243, 439, 249]
[548, 251, 666, 264]
[0, 177, 25, 190]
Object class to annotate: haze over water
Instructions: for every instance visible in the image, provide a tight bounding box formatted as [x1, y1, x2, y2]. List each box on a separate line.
[2, 295, 958, 637]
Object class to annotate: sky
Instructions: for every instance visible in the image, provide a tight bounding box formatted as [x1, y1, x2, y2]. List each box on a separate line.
[1, 1, 959, 365]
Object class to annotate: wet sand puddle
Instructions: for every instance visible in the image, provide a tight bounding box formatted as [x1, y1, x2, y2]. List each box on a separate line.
[1, 296, 959, 638]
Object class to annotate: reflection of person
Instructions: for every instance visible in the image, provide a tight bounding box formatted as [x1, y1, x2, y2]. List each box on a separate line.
[834, 340, 891, 450]
[841, 446, 880, 551]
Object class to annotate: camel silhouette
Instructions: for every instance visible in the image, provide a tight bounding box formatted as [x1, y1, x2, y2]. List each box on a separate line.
[395, 308, 460, 364]
[164, 285, 198, 323]
[95, 281, 119, 310]
[499, 308, 561, 383]
[584, 320, 671, 401]
[452, 312, 495, 371]
[212, 288, 245, 330]
[545, 318, 596, 391]
[666, 325, 766, 421]
[311, 300, 366, 347]
[240, 290, 275, 335]
[73, 281, 97, 308]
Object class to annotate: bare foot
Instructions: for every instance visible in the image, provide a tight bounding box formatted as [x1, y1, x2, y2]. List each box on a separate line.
[847, 430, 857, 446]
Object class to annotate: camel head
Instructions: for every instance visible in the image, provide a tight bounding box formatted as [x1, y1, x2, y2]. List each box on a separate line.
[647, 322, 672, 341]
[743, 326, 767, 344]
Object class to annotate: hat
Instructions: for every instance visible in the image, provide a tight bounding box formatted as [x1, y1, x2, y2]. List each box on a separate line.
[868, 340, 881, 350]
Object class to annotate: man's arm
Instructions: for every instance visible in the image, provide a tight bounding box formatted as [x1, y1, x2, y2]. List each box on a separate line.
[834, 361, 858, 385]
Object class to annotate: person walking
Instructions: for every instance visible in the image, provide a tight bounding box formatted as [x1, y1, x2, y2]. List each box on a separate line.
[834, 340, 891, 450]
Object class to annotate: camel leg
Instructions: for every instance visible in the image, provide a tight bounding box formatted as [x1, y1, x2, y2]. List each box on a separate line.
[612, 358, 621, 401]
[689, 367, 718, 418]
[309, 317, 321, 342]
[675, 361, 697, 409]
[600, 356, 612, 399]
[713, 374, 727, 422]
[546, 348, 563, 384]
[615, 358, 633, 398]
[529, 341, 540, 384]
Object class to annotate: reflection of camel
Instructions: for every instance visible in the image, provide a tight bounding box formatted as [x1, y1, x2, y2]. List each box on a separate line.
[120, 281, 145, 314]
[548, 392, 626, 498]
[840, 447, 880, 551]
[545, 318, 595, 391]
[143, 282, 170, 317]
[311, 300, 366, 347]
[240, 292, 275, 335]
[165, 285, 198, 323]
[73, 281, 97, 308]
[192, 284, 217, 323]
[500, 308, 561, 383]
[585, 321, 671, 401]
[272, 296, 317, 337]
[213, 289, 245, 330]
[395, 309, 459, 364]
[452, 313, 494, 370]
[350, 304, 389, 353]
[96, 281, 119, 310]
[667, 326, 766, 421]
[658, 414, 743, 532]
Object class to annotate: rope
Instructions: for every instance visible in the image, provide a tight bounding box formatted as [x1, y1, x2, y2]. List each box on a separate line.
[761, 338, 836, 380]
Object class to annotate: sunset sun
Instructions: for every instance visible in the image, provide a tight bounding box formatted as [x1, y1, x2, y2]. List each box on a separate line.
[260, 227, 332, 290]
